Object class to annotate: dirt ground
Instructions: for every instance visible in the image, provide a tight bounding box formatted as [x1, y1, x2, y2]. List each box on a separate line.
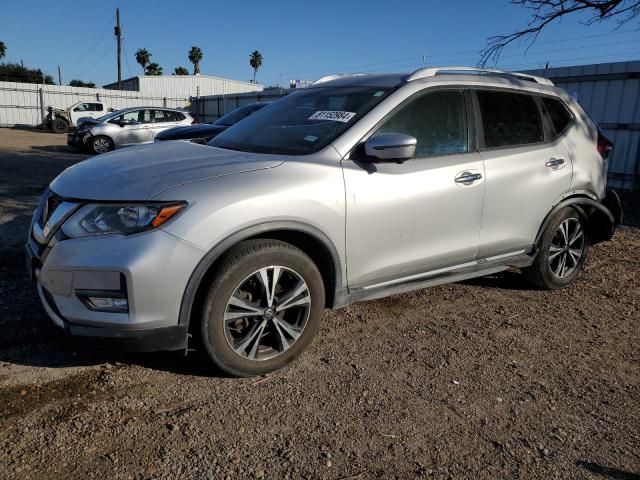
[0, 127, 638, 480]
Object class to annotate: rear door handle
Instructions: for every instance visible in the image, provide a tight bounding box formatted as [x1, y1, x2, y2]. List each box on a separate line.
[455, 171, 482, 184]
[545, 158, 565, 168]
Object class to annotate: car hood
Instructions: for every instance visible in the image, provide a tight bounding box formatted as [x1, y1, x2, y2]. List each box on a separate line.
[77, 117, 100, 129]
[50, 141, 285, 201]
[157, 124, 227, 140]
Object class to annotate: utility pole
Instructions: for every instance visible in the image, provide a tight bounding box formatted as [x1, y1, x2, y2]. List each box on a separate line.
[57, 65, 62, 86]
[421, 54, 426, 68]
[115, 8, 122, 90]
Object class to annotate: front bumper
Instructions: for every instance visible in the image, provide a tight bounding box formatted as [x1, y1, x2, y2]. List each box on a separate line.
[27, 215, 204, 352]
[67, 131, 92, 149]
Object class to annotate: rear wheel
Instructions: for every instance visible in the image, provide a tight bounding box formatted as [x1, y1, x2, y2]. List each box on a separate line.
[523, 207, 588, 289]
[51, 118, 69, 133]
[199, 239, 325, 377]
[90, 135, 114, 154]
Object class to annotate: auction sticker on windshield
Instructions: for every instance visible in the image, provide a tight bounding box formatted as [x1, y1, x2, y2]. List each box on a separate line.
[308, 111, 356, 123]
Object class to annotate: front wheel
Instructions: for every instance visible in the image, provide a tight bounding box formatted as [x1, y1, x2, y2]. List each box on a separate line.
[51, 118, 69, 133]
[199, 239, 325, 377]
[90, 135, 114, 154]
[523, 207, 588, 289]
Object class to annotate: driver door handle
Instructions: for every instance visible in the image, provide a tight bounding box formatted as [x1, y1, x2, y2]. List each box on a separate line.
[545, 158, 565, 168]
[455, 172, 482, 184]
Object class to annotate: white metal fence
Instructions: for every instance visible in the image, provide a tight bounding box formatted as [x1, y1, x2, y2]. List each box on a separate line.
[527, 61, 640, 190]
[0, 81, 191, 127]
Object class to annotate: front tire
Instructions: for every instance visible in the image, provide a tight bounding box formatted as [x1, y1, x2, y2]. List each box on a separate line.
[523, 207, 588, 289]
[90, 135, 114, 154]
[199, 239, 325, 377]
[51, 118, 69, 133]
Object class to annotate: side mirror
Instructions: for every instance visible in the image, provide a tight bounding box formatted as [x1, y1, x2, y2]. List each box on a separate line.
[364, 133, 416, 161]
[119, 119, 127, 127]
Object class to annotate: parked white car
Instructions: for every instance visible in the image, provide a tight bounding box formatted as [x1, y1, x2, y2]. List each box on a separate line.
[46, 101, 111, 133]
[67, 107, 195, 154]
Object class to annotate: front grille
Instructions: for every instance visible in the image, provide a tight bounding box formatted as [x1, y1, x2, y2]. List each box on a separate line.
[39, 191, 63, 228]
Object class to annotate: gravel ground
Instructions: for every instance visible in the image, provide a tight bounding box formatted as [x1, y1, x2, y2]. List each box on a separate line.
[0, 127, 639, 480]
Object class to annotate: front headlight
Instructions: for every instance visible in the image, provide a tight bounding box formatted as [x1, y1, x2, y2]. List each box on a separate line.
[61, 202, 186, 238]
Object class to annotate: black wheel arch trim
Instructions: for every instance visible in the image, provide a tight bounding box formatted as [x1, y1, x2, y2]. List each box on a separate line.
[534, 188, 622, 248]
[178, 221, 345, 327]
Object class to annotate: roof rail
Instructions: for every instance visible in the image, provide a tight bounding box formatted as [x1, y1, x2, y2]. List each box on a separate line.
[406, 66, 554, 86]
[312, 73, 367, 85]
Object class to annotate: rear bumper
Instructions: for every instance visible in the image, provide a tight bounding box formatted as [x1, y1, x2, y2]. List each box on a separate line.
[590, 188, 623, 243]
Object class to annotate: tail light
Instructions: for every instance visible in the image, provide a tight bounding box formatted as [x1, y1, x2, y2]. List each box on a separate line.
[597, 130, 613, 159]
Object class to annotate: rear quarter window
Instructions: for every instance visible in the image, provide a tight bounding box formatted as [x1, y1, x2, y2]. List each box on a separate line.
[541, 96, 573, 136]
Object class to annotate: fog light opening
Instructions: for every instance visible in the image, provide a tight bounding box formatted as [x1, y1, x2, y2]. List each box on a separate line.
[76, 280, 129, 313]
[86, 296, 128, 311]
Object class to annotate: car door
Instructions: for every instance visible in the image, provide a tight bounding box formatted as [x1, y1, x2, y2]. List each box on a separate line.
[149, 110, 182, 139]
[342, 89, 485, 289]
[114, 109, 153, 146]
[70, 103, 91, 125]
[474, 89, 573, 259]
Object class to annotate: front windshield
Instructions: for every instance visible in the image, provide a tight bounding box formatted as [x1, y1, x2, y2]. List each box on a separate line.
[208, 86, 391, 155]
[213, 104, 264, 126]
[95, 109, 125, 122]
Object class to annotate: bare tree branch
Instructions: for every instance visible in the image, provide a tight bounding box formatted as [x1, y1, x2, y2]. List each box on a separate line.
[479, 0, 640, 67]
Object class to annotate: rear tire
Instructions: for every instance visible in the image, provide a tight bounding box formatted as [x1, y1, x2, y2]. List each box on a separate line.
[523, 207, 588, 289]
[51, 118, 69, 133]
[199, 239, 325, 377]
[90, 135, 114, 154]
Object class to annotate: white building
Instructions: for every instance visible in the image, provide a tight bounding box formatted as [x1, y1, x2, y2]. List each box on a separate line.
[103, 74, 263, 99]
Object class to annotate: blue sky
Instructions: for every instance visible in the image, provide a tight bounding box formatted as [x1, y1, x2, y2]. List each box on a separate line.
[1, 0, 639, 87]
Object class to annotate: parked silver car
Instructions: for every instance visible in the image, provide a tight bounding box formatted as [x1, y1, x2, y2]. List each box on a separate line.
[29, 67, 621, 376]
[67, 107, 194, 154]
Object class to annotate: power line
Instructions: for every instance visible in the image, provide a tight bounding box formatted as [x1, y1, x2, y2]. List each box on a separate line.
[74, 43, 115, 80]
[65, 16, 115, 74]
[121, 36, 133, 77]
[258, 29, 640, 82]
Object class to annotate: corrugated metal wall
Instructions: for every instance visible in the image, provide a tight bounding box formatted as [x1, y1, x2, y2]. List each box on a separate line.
[528, 61, 640, 190]
[0, 81, 190, 126]
[104, 75, 263, 99]
[190, 89, 288, 123]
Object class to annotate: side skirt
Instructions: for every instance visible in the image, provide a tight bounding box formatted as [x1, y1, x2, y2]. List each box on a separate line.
[342, 252, 534, 306]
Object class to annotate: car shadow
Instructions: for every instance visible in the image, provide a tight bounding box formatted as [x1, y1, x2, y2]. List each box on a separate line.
[576, 461, 640, 480]
[458, 269, 537, 291]
[30, 145, 86, 155]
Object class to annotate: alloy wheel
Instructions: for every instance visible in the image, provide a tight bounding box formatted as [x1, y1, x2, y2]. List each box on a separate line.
[223, 266, 311, 361]
[549, 217, 585, 278]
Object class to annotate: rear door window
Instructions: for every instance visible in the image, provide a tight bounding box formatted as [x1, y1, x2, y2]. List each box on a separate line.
[163, 110, 179, 122]
[541, 96, 573, 136]
[151, 110, 166, 123]
[477, 90, 544, 148]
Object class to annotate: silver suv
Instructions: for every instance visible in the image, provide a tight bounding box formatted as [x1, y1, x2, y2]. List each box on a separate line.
[67, 107, 194, 154]
[28, 67, 622, 376]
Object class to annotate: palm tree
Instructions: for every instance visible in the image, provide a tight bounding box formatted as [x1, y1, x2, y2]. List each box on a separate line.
[249, 50, 263, 84]
[135, 48, 151, 74]
[145, 63, 163, 76]
[188, 46, 203, 75]
[173, 66, 189, 75]
[0, 41, 6, 60]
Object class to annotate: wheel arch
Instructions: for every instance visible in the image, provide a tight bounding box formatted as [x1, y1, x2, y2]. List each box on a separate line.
[178, 221, 345, 330]
[534, 189, 621, 249]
